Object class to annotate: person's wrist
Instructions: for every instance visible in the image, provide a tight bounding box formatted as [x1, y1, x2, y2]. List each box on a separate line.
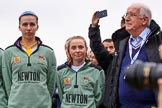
[92, 24, 96, 28]
[91, 23, 98, 28]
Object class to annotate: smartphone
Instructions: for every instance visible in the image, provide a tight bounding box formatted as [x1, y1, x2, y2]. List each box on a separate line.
[96, 10, 107, 18]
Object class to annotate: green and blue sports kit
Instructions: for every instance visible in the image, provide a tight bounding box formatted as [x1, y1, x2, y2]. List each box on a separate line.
[57, 62, 105, 108]
[2, 37, 57, 108]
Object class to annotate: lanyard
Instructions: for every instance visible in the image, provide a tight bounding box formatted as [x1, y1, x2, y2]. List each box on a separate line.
[128, 28, 151, 64]
[129, 38, 146, 64]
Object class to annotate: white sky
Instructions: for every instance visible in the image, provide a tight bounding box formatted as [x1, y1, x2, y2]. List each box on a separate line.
[0, 0, 162, 66]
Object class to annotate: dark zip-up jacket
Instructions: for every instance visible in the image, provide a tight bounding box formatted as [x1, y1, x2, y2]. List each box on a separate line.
[88, 19, 162, 108]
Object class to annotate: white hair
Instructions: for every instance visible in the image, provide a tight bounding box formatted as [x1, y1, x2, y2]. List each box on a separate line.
[129, 3, 152, 26]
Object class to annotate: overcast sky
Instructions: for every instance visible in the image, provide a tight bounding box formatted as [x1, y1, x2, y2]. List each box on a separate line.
[0, 0, 162, 66]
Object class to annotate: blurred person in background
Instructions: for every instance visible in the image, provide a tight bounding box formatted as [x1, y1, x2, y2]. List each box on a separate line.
[88, 50, 99, 65]
[102, 39, 115, 54]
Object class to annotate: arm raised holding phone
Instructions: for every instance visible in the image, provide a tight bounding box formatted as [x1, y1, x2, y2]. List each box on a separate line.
[91, 10, 107, 28]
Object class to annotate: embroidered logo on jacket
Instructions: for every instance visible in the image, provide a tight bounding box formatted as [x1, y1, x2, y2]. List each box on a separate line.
[81, 76, 89, 86]
[64, 77, 71, 86]
[83, 77, 89, 81]
[13, 56, 21, 64]
[38, 56, 44, 60]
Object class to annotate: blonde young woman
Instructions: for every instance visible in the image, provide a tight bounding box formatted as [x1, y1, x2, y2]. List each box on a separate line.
[57, 36, 105, 108]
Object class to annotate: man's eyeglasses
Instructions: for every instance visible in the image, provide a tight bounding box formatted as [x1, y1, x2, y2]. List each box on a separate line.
[124, 13, 142, 18]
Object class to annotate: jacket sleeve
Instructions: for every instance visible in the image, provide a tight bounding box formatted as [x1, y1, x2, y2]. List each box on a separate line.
[57, 71, 63, 103]
[2, 50, 13, 99]
[47, 49, 57, 96]
[111, 27, 129, 50]
[0, 49, 7, 107]
[88, 24, 113, 72]
[94, 70, 105, 106]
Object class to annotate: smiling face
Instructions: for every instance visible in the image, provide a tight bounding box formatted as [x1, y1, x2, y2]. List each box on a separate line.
[19, 15, 38, 40]
[68, 37, 87, 66]
[125, 5, 149, 37]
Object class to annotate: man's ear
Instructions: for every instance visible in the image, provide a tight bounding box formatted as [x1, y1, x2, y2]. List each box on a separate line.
[142, 16, 149, 26]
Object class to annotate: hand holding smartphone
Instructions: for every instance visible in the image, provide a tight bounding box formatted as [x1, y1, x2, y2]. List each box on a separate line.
[96, 10, 107, 18]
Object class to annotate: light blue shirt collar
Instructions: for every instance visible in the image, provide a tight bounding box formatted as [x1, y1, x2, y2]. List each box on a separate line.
[130, 27, 151, 46]
[130, 27, 151, 41]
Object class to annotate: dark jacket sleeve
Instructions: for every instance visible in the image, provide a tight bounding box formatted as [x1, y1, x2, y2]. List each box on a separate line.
[88, 24, 113, 72]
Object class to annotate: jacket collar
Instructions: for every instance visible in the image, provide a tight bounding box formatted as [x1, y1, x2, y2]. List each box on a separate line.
[14, 36, 42, 49]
